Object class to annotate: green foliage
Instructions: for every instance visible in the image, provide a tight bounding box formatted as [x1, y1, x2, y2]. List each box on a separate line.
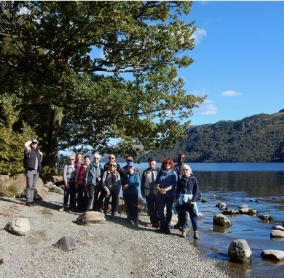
[0, 183, 18, 197]
[0, 1, 205, 173]
[145, 110, 284, 163]
[0, 95, 35, 175]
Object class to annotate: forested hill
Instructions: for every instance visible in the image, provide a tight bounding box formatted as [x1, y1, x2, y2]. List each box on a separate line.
[145, 109, 284, 162]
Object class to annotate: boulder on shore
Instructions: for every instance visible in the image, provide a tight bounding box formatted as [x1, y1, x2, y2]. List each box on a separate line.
[213, 214, 232, 228]
[4, 217, 30, 236]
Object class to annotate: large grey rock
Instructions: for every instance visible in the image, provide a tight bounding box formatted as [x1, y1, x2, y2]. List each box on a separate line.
[261, 250, 284, 261]
[258, 214, 273, 221]
[213, 214, 232, 227]
[75, 211, 106, 226]
[270, 229, 284, 238]
[222, 209, 240, 215]
[4, 218, 30, 236]
[53, 236, 76, 252]
[228, 239, 252, 264]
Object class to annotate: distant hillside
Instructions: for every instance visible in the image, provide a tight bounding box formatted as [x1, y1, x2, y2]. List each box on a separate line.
[144, 109, 284, 162]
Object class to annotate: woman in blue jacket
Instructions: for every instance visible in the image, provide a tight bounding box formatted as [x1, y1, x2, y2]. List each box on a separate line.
[176, 164, 199, 239]
[155, 158, 177, 234]
[122, 162, 140, 226]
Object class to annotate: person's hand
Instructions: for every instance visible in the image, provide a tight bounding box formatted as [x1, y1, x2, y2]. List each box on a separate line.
[97, 177, 101, 181]
[123, 184, 128, 190]
[160, 188, 166, 195]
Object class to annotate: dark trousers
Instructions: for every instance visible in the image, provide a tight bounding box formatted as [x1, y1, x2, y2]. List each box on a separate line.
[93, 186, 104, 211]
[86, 185, 96, 211]
[63, 182, 76, 209]
[77, 185, 87, 211]
[145, 194, 159, 225]
[104, 191, 119, 215]
[123, 193, 138, 224]
[180, 202, 198, 231]
[157, 196, 174, 230]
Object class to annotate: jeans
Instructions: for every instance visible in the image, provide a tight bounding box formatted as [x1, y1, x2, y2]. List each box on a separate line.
[145, 194, 159, 225]
[25, 169, 39, 203]
[123, 193, 138, 224]
[86, 185, 96, 211]
[77, 185, 87, 211]
[157, 196, 174, 230]
[63, 182, 76, 208]
[104, 191, 119, 215]
[180, 202, 198, 231]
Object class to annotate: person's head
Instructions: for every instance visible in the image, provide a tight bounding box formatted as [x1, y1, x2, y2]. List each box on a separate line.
[182, 164, 192, 177]
[75, 152, 82, 162]
[68, 154, 75, 164]
[30, 138, 38, 149]
[126, 156, 133, 163]
[109, 154, 116, 162]
[108, 162, 117, 171]
[148, 156, 156, 169]
[178, 153, 186, 165]
[93, 154, 101, 163]
[127, 161, 135, 174]
[161, 158, 174, 170]
[84, 155, 90, 165]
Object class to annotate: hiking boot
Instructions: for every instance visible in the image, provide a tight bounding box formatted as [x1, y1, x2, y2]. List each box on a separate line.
[59, 206, 66, 212]
[194, 230, 199, 239]
[182, 229, 187, 238]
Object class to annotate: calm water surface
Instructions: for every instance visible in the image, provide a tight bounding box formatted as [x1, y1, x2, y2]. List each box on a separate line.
[136, 163, 284, 277]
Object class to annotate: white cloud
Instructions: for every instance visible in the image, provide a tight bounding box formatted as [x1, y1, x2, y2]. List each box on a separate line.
[221, 90, 241, 97]
[192, 28, 207, 45]
[199, 99, 217, 115]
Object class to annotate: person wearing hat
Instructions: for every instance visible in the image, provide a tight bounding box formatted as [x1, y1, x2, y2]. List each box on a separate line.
[119, 156, 139, 220]
[141, 156, 160, 228]
[23, 138, 43, 206]
[122, 161, 141, 226]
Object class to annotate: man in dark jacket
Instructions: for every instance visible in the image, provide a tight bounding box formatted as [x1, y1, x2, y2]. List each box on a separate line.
[23, 138, 43, 206]
[141, 157, 160, 228]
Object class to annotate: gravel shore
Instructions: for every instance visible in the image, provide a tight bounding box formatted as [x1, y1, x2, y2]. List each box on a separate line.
[0, 192, 230, 278]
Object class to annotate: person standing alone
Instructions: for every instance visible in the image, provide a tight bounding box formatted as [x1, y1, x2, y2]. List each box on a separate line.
[23, 138, 43, 206]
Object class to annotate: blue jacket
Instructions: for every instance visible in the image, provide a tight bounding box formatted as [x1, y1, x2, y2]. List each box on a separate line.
[124, 171, 140, 195]
[155, 169, 177, 197]
[85, 162, 103, 186]
[176, 175, 199, 202]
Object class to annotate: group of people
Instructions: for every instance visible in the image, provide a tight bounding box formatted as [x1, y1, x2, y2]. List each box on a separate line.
[61, 153, 200, 239]
[23, 138, 200, 239]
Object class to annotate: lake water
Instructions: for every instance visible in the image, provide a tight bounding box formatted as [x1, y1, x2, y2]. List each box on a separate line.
[135, 162, 284, 278]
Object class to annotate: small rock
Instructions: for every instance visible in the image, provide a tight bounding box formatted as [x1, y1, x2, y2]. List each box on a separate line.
[53, 236, 76, 252]
[213, 214, 232, 228]
[261, 250, 284, 261]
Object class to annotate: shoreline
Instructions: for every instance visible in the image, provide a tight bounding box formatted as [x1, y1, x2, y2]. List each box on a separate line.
[0, 192, 230, 278]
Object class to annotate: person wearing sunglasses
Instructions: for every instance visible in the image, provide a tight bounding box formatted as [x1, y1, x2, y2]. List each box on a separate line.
[23, 138, 43, 207]
[60, 155, 77, 211]
[85, 154, 103, 211]
[155, 158, 177, 234]
[102, 162, 121, 217]
[175, 164, 200, 239]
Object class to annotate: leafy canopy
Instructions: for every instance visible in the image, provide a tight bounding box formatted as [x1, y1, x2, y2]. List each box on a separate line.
[0, 1, 205, 172]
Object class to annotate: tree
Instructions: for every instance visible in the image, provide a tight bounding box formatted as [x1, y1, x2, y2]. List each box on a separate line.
[0, 1, 205, 174]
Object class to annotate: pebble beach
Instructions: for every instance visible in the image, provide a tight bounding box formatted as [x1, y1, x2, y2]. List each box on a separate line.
[0, 192, 231, 278]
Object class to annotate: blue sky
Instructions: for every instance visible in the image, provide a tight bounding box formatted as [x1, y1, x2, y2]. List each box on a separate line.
[181, 1, 284, 126]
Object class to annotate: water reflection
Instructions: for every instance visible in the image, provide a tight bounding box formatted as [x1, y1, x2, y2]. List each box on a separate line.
[195, 171, 284, 198]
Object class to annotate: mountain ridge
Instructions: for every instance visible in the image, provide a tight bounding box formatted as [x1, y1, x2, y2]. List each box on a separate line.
[145, 109, 284, 162]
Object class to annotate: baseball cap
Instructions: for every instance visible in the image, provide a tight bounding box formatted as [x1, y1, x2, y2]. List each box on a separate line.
[31, 138, 38, 143]
[128, 162, 135, 167]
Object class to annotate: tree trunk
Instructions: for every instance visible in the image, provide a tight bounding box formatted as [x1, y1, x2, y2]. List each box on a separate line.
[42, 109, 64, 175]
